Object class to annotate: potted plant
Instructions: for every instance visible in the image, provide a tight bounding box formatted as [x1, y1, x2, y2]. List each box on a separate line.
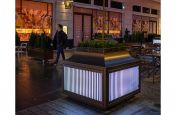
[28, 32, 53, 61]
[16, 32, 21, 46]
[62, 39, 141, 109]
[77, 40, 126, 53]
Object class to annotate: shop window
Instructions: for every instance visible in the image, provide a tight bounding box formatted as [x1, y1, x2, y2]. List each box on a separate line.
[143, 7, 150, 14]
[74, 0, 91, 4]
[141, 17, 149, 32]
[93, 10, 122, 38]
[93, 10, 109, 34]
[149, 18, 157, 34]
[133, 5, 141, 12]
[15, 0, 52, 41]
[151, 9, 158, 15]
[109, 12, 122, 37]
[132, 15, 142, 32]
[94, 0, 108, 7]
[132, 15, 151, 33]
[111, 1, 122, 9]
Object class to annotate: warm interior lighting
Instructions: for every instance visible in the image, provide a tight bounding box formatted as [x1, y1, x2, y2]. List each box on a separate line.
[109, 30, 121, 34]
[64, 0, 73, 9]
[97, 30, 108, 33]
[16, 28, 51, 34]
[63, 26, 68, 34]
[96, 30, 121, 34]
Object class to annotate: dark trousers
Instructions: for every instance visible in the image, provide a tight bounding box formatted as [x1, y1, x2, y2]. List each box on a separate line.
[55, 45, 65, 63]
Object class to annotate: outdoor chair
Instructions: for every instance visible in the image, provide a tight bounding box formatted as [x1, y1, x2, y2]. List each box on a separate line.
[129, 45, 142, 58]
[16, 43, 28, 55]
[140, 46, 160, 83]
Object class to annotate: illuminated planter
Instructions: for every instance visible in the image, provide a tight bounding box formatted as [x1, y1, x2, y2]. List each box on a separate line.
[62, 48, 140, 109]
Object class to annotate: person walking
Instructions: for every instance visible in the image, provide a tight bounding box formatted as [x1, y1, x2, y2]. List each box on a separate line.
[52, 24, 67, 65]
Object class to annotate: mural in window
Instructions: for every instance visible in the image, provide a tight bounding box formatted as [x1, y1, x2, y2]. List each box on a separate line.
[93, 10, 122, 37]
[132, 15, 142, 32]
[93, 10, 108, 34]
[133, 15, 151, 33]
[109, 12, 122, 37]
[141, 17, 149, 32]
[16, 0, 52, 41]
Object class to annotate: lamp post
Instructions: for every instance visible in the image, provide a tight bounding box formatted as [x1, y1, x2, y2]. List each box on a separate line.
[64, 0, 73, 9]
[102, 0, 105, 39]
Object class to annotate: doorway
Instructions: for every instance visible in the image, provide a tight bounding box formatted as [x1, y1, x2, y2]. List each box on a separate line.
[149, 21, 157, 34]
[74, 13, 92, 46]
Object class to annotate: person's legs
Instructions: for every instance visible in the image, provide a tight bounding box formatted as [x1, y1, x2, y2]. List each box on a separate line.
[60, 47, 65, 60]
[55, 47, 61, 64]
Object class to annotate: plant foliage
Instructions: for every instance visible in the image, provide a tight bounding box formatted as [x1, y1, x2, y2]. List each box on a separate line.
[29, 32, 52, 49]
[16, 32, 21, 46]
[78, 40, 126, 50]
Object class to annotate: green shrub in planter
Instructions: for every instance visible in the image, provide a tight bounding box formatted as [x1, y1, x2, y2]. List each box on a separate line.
[29, 32, 37, 47]
[34, 35, 41, 48]
[94, 33, 113, 39]
[16, 32, 20, 46]
[29, 32, 52, 49]
[40, 33, 52, 49]
[78, 40, 120, 48]
[125, 32, 144, 43]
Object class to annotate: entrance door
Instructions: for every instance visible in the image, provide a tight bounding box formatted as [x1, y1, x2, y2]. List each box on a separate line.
[149, 21, 157, 34]
[74, 14, 92, 46]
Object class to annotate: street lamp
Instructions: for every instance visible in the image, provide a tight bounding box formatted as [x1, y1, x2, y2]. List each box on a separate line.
[102, 0, 105, 39]
[64, 0, 73, 9]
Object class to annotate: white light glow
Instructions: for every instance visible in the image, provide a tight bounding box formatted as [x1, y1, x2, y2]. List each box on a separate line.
[153, 39, 161, 44]
[64, 67, 103, 101]
[109, 66, 139, 102]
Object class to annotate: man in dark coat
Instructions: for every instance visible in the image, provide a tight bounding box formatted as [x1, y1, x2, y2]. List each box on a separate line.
[52, 24, 67, 64]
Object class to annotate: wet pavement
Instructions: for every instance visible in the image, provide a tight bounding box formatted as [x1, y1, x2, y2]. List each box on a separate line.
[16, 50, 72, 111]
[16, 50, 160, 114]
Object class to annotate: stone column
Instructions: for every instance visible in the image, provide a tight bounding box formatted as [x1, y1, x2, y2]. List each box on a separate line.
[122, 1, 133, 37]
[55, 0, 73, 39]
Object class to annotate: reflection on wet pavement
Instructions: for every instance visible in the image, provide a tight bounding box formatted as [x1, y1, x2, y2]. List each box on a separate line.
[16, 53, 65, 111]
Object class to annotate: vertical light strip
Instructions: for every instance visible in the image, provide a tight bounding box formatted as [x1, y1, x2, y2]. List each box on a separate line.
[76, 68, 78, 94]
[83, 70, 85, 96]
[69, 68, 75, 92]
[79, 69, 82, 95]
[120, 70, 123, 97]
[115, 72, 117, 100]
[109, 66, 139, 102]
[93, 72, 96, 100]
[64, 66, 103, 101]
[99, 73, 102, 101]
[96, 73, 99, 100]
[109, 73, 111, 101]
[67, 67, 70, 90]
[110, 73, 113, 101]
[64, 67, 67, 90]
[85, 71, 88, 97]
[91, 72, 94, 99]
[74, 69, 78, 92]
[88, 71, 91, 98]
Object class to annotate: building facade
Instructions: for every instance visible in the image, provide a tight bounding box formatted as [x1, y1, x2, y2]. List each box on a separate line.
[16, 0, 160, 46]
